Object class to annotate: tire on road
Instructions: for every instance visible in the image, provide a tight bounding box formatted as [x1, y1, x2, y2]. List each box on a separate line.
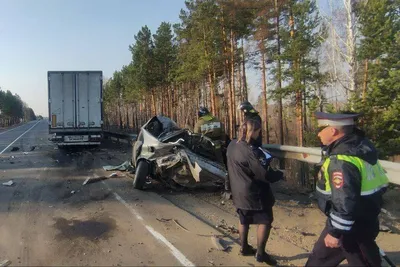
[133, 160, 149, 190]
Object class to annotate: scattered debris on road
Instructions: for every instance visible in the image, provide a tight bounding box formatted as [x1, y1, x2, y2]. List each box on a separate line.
[82, 177, 92, 185]
[156, 218, 172, 223]
[0, 259, 11, 267]
[30, 146, 36, 151]
[210, 236, 231, 252]
[103, 161, 132, 171]
[11, 147, 19, 152]
[173, 219, 190, 233]
[301, 231, 316, 237]
[216, 220, 239, 234]
[109, 172, 118, 178]
[23, 152, 28, 155]
[71, 190, 76, 194]
[83, 176, 108, 185]
[2, 180, 14, 186]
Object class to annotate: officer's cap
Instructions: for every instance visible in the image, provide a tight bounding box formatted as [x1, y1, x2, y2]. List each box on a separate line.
[315, 111, 360, 127]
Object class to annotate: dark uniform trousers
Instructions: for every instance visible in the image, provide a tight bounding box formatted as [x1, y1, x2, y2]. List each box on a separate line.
[306, 221, 382, 267]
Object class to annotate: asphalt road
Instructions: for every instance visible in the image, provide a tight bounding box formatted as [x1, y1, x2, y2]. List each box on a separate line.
[0, 120, 398, 266]
[0, 121, 44, 155]
[0, 120, 251, 266]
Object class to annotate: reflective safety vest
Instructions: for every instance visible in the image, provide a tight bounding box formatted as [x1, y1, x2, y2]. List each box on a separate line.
[194, 114, 224, 142]
[317, 155, 389, 196]
[199, 114, 222, 132]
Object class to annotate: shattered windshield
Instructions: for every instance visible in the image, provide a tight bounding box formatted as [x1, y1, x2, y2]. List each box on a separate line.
[144, 116, 181, 139]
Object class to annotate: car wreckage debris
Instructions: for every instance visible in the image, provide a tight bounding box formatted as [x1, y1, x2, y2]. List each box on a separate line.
[2, 180, 14, 186]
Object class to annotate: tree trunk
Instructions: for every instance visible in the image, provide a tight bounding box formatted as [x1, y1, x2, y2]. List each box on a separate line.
[213, 67, 219, 118]
[171, 84, 175, 121]
[126, 106, 129, 129]
[344, 0, 357, 99]
[230, 29, 236, 138]
[238, 53, 242, 101]
[208, 70, 216, 115]
[362, 59, 368, 102]
[275, 0, 284, 146]
[261, 48, 270, 144]
[151, 89, 156, 116]
[118, 98, 123, 130]
[290, 7, 303, 146]
[241, 38, 248, 100]
[303, 80, 308, 131]
[221, 14, 232, 137]
[316, 57, 324, 112]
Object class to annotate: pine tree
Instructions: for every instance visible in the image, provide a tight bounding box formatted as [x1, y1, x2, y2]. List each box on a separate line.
[275, 0, 323, 146]
[353, 0, 400, 158]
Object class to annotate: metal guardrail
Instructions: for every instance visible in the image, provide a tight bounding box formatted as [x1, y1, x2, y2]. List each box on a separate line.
[263, 144, 400, 185]
[103, 130, 137, 144]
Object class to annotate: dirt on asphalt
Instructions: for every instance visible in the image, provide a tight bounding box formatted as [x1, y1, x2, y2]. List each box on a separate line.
[100, 138, 400, 266]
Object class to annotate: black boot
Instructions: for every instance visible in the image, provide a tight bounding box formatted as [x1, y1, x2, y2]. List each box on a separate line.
[240, 244, 256, 256]
[255, 252, 277, 266]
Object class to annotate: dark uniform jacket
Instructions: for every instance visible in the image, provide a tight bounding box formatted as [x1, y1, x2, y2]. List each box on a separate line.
[227, 139, 283, 210]
[243, 111, 262, 147]
[315, 132, 387, 238]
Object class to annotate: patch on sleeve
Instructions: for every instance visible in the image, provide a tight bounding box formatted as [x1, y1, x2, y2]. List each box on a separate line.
[259, 157, 267, 166]
[332, 172, 344, 189]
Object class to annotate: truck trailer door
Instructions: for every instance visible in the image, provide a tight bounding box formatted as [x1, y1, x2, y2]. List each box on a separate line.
[48, 72, 76, 129]
[76, 72, 102, 130]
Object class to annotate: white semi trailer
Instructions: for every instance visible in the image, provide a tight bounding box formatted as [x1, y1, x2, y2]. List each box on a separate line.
[48, 71, 103, 146]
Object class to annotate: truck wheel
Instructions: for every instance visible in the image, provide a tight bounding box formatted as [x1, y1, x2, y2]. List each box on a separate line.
[133, 160, 149, 190]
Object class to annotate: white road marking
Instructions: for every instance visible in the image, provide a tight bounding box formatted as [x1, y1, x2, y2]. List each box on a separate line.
[0, 121, 41, 155]
[113, 192, 144, 221]
[0, 121, 35, 136]
[145, 225, 195, 267]
[101, 181, 195, 267]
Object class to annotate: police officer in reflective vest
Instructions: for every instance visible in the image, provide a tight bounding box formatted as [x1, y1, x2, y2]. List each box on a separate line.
[306, 112, 389, 267]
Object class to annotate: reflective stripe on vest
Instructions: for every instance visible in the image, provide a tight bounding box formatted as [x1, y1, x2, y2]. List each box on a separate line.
[319, 157, 332, 194]
[202, 114, 214, 121]
[319, 155, 389, 196]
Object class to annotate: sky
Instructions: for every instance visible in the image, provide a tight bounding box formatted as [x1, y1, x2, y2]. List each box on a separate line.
[0, 0, 330, 116]
[0, 0, 185, 116]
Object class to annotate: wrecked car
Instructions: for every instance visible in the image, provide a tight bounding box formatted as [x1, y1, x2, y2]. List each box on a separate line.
[131, 116, 227, 189]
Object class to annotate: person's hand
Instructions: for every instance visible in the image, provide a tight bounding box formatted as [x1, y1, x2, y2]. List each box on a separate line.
[278, 169, 287, 181]
[324, 233, 341, 248]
